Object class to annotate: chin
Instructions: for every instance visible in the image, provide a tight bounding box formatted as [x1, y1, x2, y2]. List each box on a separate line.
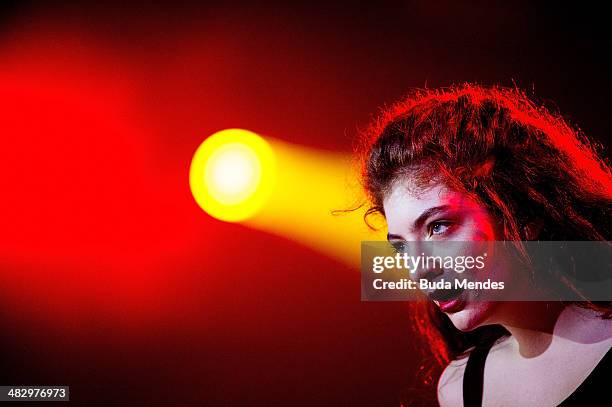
[445, 301, 495, 332]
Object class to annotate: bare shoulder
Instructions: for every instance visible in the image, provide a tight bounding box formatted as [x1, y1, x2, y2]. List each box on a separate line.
[437, 355, 469, 407]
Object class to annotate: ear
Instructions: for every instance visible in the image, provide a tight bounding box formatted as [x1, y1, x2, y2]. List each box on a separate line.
[523, 219, 544, 240]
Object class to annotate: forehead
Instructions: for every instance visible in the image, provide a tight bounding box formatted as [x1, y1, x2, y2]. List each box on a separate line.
[382, 178, 473, 229]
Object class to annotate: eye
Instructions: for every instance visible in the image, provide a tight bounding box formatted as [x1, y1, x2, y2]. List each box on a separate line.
[428, 221, 452, 236]
[389, 240, 406, 253]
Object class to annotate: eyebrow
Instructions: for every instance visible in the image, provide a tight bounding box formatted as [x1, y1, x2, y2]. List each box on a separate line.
[386, 205, 452, 241]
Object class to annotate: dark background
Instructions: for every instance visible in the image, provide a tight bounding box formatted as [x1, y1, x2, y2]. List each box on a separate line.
[0, 1, 610, 406]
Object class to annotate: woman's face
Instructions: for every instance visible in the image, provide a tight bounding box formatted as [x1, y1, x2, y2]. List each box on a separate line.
[383, 177, 510, 331]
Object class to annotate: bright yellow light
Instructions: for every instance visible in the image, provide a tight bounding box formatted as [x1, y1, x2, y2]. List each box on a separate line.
[190, 129, 385, 267]
[243, 139, 386, 267]
[190, 129, 276, 222]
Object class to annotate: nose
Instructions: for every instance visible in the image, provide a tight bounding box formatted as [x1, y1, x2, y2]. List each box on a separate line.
[398, 240, 438, 281]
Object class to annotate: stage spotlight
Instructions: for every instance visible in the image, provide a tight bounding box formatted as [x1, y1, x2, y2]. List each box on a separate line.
[190, 129, 384, 267]
[189, 129, 276, 222]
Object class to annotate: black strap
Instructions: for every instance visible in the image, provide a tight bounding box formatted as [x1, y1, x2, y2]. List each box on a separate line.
[463, 343, 610, 406]
[463, 341, 495, 407]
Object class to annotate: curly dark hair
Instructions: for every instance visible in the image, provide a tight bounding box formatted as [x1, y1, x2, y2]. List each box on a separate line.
[358, 84, 612, 401]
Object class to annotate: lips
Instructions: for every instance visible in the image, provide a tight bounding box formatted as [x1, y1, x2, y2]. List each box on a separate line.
[428, 286, 466, 313]
[436, 297, 466, 313]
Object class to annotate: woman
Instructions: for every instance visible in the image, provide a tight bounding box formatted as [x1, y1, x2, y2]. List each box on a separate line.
[359, 84, 611, 406]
